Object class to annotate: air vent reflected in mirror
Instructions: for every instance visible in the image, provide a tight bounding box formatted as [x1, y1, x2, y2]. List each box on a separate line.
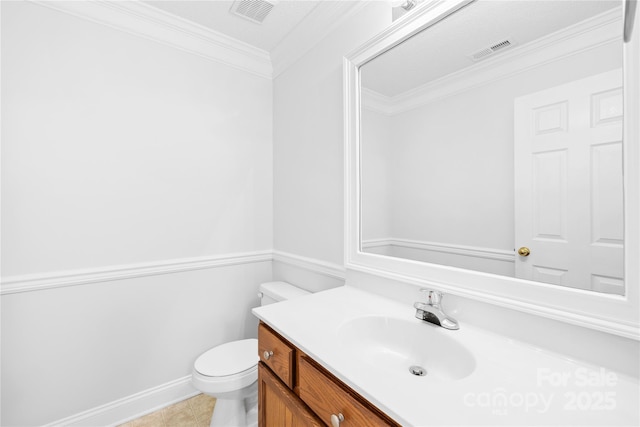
[469, 39, 516, 61]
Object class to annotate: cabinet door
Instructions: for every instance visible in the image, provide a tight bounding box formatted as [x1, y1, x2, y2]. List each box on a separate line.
[258, 363, 323, 427]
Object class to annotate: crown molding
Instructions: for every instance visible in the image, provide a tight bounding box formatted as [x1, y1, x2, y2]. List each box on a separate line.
[29, 1, 384, 80]
[31, 0, 273, 79]
[271, 0, 372, 78]
[362, 7, 622, 115]
[361, 87, 395, 115]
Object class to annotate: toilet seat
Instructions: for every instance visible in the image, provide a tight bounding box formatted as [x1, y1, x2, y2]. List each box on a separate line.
[195, 339, 258, 377]
[192, 338, 259, 394]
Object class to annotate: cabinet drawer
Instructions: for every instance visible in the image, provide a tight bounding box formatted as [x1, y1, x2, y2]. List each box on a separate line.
[258, 323, 295, 388]
[297, 355, 397, 427]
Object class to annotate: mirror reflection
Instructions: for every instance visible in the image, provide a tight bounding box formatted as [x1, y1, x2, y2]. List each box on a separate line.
[360, 0, 625, 294]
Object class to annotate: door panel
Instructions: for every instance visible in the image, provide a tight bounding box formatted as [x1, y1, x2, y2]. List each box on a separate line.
[514, 69, 624, 294]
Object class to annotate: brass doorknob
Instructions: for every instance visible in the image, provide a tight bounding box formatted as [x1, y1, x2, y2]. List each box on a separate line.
[517, 247, 531, 257]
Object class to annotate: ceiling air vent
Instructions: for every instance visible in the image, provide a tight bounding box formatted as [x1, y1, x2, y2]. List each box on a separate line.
[230, 0, 276, 24]
[469, 39, 516, 61]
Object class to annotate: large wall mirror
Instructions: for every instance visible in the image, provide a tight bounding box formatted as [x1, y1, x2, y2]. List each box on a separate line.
[345, 0, 639, 338]
[361, 0, 624, 294]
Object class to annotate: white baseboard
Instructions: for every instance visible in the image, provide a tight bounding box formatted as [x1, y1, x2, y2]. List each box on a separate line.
[44, 376, 199, 427]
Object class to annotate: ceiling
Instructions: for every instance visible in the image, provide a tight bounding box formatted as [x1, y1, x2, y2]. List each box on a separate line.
[144, 0, 363, 53]
[361, 0, 621, 97]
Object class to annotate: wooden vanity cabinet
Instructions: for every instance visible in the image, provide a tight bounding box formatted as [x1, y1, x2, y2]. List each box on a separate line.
[258, 322, 296, 388]
[258, 322, 400, 427]
[258, 364, 322, 427]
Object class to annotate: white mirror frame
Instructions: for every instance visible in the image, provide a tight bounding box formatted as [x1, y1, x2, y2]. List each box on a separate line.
[344, 0, 639, 340]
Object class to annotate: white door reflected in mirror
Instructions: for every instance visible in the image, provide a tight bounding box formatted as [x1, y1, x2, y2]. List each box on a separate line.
[514, 70, 624, 294]
[359, 0, 625, 295]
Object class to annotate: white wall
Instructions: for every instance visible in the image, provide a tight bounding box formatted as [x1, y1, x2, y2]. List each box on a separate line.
[2, 2, 273, 275]
[361, 107, 392, 241]
[1, 264, 270, 426]
[272, 1, 392, 273]
[1, 2, 272, 425]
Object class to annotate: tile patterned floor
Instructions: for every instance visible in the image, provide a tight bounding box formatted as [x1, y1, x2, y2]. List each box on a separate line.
[119, 394, 216, 427]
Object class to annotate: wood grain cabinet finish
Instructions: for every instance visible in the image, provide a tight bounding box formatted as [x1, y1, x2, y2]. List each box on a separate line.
[297, 355, 396, 427]
[258, 323, 295, 388]
[258, 363, 323, 427]
[258, 322, 400, 427]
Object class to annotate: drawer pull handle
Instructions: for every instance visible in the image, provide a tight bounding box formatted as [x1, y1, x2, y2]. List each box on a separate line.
[330, 413, 344, 427]
[263, 350, 273, 360]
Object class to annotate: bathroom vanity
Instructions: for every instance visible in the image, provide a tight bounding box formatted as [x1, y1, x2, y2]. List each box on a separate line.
[253, 286, 639, 426]
[257, 321, 399, 426]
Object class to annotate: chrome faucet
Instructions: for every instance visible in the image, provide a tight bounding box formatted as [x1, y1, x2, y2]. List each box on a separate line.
[414, 289, 459, 330]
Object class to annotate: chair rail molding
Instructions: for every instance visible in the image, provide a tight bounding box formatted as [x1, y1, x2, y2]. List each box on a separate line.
[272, 250, 346, 281]
[0, 251, 273, 295]
[361, 238, 515, 263]
[1, 250, 348, 294]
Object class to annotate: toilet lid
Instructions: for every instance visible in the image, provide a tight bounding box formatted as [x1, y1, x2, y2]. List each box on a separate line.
[194, 338, 259, 377]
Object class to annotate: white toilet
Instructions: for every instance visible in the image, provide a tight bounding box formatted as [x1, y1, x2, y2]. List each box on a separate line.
[191, 281, 310, 427]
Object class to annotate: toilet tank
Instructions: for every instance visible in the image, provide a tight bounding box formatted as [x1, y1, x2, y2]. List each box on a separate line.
[259, 281, 310, 306]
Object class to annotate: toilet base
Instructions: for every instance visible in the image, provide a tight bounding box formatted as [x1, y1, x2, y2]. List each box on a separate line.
[208, 395, 257, 427]
[245, 393, 258, 427]
[209, 398, 244, 427]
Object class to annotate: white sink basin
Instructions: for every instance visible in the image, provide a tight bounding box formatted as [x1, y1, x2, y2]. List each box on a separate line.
[338, 316, 476, 380]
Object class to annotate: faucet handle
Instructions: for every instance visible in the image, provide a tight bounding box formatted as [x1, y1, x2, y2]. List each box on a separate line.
[419, 288, 442, 305]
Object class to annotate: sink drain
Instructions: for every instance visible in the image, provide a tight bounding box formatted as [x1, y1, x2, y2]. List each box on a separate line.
[409, 365, 427, 376]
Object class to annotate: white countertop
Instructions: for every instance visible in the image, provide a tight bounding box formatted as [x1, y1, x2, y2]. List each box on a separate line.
[252, 286, 639, 426]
